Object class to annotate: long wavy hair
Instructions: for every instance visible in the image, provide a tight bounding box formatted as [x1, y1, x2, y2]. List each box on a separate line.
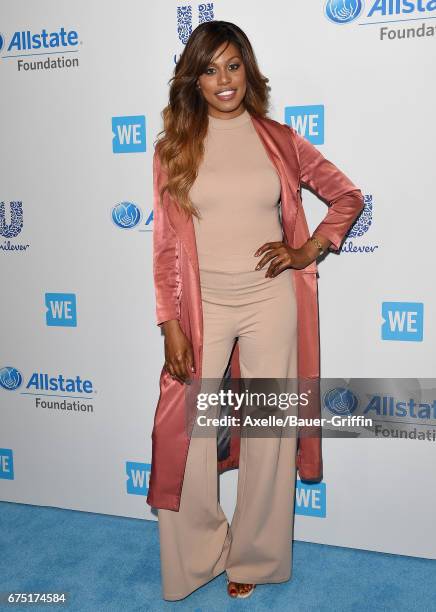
[154, 20, 271, 219]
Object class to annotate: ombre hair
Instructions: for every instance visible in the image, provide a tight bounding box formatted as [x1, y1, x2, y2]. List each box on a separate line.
[154, 20, 271, 219]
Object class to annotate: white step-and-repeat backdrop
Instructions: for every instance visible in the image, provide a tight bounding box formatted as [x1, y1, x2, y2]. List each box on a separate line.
[1, 1, 435, 559]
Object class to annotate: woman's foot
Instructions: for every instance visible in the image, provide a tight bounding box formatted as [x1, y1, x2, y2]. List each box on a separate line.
[227, 579, 256, 598]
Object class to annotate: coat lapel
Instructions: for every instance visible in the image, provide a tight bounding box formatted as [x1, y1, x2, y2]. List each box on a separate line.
[165, 186, 200, 278]
[251, 115, 318, 274]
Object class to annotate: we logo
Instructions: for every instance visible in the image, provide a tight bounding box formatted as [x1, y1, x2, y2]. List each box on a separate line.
[381, 301, 424, 342]
[0, 449, 14, 480]
[112, 116, 146, 154]
[126, 461, 151, 496]
[285, 105, 325, 145]
[45, 293, 77, 327]
[295, 480, 326, 517]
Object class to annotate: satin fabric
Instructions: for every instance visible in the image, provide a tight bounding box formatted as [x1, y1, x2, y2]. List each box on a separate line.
[147, 113, 364, 511]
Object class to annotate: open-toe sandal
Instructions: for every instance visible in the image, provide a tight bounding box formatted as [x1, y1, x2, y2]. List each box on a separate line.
[227, 578, 256, 599]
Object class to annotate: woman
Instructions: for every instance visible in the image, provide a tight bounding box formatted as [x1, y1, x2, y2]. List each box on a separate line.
[147, 20, 364, 601]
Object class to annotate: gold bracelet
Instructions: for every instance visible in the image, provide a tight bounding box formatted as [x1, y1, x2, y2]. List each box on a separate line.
[309, 235, 324, 255]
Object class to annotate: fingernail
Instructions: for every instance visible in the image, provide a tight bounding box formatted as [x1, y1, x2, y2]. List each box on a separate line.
[255, 264, 260, 270]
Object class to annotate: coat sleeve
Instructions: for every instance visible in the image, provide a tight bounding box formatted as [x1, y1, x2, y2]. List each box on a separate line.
[152, 149, 181, 326]
[286, 125, 365, 252]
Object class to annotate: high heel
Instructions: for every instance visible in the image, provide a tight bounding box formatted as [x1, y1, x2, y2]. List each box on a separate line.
[226, 578, 256, 598]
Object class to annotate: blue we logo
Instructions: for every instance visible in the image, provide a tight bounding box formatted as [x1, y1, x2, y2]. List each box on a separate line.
[0, 449, 14, 480]
[295, 480, 326, 517]
[126, 461, 151, 496]
[45, 293, 77, 327]
[381, 302, 423, 341]
[285, 105, 325, 144]
[112, 116, 146, 153]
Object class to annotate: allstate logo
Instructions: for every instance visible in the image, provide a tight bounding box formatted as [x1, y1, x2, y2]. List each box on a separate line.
[0, 33, 4, 52]
[324, 387, 358, 415]
[347, 195, 372, 238]
[0, 367, 23, 391]
[111, 202, 142, 229]
[325, 0, 364, 24]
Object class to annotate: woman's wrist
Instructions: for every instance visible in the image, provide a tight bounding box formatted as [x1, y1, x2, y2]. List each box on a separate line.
[160, 319, 180, 333]
[303, 233, 331, 259]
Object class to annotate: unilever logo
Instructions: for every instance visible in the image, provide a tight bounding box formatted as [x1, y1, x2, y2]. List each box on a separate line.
[0, 200, 30, 252]
[324, 387, 358, 415]
[174, 3, 214, 64]
[0, 201, 23, 238]
[341, 194, 378, 254]
[347, 194, 372, 239]
[111, 202, 142, 229]
[325, 0, 364, 24]
[0, 367, 23, 391]
[177, 4, 214, 45]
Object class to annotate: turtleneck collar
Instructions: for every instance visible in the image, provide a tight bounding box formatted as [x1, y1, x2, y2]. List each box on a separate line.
[207, 108, 251, 130]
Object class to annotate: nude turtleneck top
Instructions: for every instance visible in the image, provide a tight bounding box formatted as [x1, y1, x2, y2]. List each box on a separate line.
[189, 108, 283, 274]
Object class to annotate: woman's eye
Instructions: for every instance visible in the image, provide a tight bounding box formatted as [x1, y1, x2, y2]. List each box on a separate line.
[205, 63, 240, 75]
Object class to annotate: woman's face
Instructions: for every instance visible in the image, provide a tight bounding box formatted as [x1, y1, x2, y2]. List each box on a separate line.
[196, 41, 247, 119]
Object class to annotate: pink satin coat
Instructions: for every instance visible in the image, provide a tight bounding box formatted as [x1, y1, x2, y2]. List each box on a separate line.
[146, 113, 364, 511]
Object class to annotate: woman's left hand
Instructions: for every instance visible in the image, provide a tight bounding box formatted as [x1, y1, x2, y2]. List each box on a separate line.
[254, 241, 317, 277]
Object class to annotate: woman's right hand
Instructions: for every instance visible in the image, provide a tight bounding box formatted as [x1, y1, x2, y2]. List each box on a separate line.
[160, 320, 195, 384]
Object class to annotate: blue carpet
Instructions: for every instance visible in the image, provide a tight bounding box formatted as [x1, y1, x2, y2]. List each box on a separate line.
[0, 501, 435, 611]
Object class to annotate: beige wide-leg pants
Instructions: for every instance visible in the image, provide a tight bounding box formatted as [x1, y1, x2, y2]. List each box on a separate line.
[157, 267, 298, 601]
